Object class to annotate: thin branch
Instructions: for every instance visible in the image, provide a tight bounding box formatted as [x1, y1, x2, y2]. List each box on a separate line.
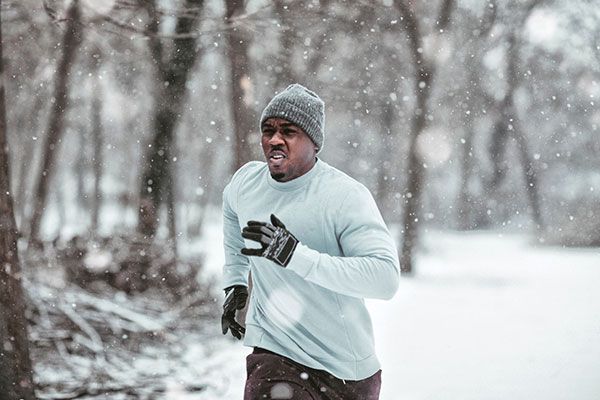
[85, 2, 359, 42]
[57, 303, 103, 353]
[62, 289, 165, 332]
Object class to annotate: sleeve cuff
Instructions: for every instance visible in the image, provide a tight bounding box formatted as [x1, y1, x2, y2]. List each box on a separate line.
[286, 243, 319, 278]
[222, 265, 249, 289]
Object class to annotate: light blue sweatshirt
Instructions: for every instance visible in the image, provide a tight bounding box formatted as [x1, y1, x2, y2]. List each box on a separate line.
[222, 159, 400, 380]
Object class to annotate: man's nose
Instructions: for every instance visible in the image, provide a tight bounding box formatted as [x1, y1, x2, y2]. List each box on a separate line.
[268, 131, 285, 145]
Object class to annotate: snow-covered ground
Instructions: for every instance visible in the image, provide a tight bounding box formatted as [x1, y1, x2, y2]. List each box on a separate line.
[195, 216, 600, 400]
[370, 231, 600, 400]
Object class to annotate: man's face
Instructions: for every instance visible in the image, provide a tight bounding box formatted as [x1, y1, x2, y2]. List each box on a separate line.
[261, 118, 317, 182]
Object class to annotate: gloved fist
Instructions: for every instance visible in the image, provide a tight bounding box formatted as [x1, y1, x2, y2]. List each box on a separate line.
[221, 285, 248, 340]
[241, 214, 299, 267]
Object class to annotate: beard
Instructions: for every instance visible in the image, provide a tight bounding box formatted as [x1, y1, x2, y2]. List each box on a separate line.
[270, 172, 286, 181]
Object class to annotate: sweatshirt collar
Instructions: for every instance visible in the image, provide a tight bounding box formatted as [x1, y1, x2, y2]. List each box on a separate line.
[266, 158, 321, 191]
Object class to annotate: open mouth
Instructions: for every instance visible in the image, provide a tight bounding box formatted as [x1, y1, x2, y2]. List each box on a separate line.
[269, 150, 287, 161]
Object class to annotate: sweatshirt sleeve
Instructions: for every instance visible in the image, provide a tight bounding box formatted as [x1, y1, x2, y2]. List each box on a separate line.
[286, 184, 400, 300]
[222, 177, 250, 290]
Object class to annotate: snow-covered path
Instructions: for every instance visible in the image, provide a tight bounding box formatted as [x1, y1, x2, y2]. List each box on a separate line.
[198, 223, 600, 399]
[368, 231, 600, 400]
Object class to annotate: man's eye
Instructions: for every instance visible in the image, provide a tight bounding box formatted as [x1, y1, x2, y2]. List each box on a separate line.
[283, 130, 296, 136]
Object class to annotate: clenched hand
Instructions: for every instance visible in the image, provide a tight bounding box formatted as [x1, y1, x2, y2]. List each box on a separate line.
[221, 285, 248, 340]
[241, 214, 299, 267]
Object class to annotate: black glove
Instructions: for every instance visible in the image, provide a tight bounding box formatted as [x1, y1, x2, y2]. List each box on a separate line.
[241, 214, 299, 267]
[221, 285, 248, 340]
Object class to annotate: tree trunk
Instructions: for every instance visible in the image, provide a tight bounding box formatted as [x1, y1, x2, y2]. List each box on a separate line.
[28, 0, 82, 246]
[455, 4, 497, 230]
[456, 121, 477, 230]
[394, 0, 455, 274]
[273, 0, 298, 89]
[192, 121, 220, 237]
[0, 5, 36, 397]
[138, 109, 175, 238]
[304, 0, 333, 80]
[91, 89, 103, 235]
[166, 161, 178, 259]
[16, 95, 43, 228]
[456, 68, 479, 230]
[399, 70, 431, 274]
[137, 0, 205, 239]
[376, 99, 396, 218]
[225, 0, 256, 172]
[488, 32, 543, 230]
[513, 119, 544, 229]
[505, 33, 543, 230]
[76, 118, 88, 212]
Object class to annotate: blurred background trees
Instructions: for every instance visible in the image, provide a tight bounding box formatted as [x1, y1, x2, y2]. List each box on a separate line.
[1, 0, 599, 396]
[0, 0, 35, 396]
[1, 0, 597, 270]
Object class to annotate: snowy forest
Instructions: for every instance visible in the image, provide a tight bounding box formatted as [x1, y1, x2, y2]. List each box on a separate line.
[0, 0, 599, 399]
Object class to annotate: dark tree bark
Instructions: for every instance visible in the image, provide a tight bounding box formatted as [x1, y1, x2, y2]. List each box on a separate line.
[304, 0, 333, 80]
[456, 105, 478, 230]
[16, 93, 43, 228]
[272, 0, 298, 89]
[225, 0, 256, 172]
[394, 0, 455, 274]
[224, 0, 255, 327]
[192, 119, 221, 237]
[28, 0, 82, 245]
[487, 2, 545, 230]
[90, 88, 103, 234]
[376, 100, 396, 218]
[85, 46, 104, 235]
[0, 4, 36, 397]
[137, 0, 205, 239]
[506, 32, 543, 228]
[456, 3, 497, 230]
[75, 116, 88, 212]
[166, 161, 178, 259]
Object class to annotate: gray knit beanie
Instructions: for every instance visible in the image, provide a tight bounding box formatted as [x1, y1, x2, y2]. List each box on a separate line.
[260, 84, 325, 152]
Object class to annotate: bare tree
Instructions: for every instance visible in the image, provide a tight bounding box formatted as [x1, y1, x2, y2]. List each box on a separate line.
[225, 0, 256, 171]
[263, 0, 333, 90]
[455, 1, 497, 230]
[272, 0, 299, 89]
[3, 1, 53, 231]
[28, 0, 83, 245]
[90, 87, 103, 234]
[303, 0, 334, 81]
[376, 99, 398, 217]
[393, 0, 455, 274]
[75, 114, 89, 215]
[166, 160, 179, 258]
[487, 0, 545, 230]
[136, 0, 205, 239]
[0, 2, 36, 396]
[15, 92, 44, 227]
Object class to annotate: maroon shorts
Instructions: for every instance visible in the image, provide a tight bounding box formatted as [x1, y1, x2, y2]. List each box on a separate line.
[244, 348, 382, 400]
